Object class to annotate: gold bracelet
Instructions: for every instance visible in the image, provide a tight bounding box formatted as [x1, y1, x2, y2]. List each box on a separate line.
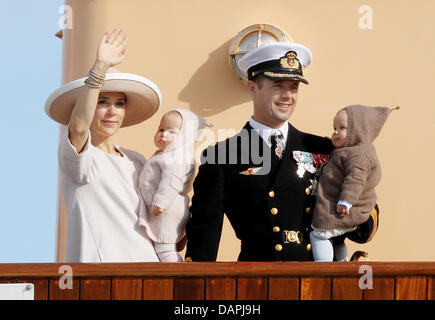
[84, 68, 105, 88]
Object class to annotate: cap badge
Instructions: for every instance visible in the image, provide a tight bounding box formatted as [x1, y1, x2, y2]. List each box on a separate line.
[280, 51, 300, 70]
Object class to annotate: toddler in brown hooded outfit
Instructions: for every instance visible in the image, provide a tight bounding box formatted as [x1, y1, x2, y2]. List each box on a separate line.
[310, 105, 398, 262]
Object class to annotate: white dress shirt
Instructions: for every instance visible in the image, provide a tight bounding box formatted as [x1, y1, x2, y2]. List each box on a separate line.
[249, 116, 288, 151]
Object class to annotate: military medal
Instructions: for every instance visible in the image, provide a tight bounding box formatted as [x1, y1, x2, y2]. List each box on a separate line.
[270, 131, 283, 159]
[274, 144, 283, 159]
[293, 151, 329, 178]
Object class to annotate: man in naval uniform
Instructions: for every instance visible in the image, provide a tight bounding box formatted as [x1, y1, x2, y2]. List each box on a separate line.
[185, 42, 376, 261]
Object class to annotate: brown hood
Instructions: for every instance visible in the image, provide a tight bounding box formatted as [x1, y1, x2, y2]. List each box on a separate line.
[344, 105, 395, 147]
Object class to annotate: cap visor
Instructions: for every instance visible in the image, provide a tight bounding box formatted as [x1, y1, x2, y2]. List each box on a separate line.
[262, 71, 309, 84]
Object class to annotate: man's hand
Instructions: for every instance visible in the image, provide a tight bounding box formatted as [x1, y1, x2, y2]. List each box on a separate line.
[152, 205, 164, 217]
[336, 204, 350, 216]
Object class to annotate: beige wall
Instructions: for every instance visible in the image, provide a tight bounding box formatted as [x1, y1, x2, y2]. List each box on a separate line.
[57, 0, 435, 261]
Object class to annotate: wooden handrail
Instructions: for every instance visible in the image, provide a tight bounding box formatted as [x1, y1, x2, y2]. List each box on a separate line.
[1, 262, 434, 278]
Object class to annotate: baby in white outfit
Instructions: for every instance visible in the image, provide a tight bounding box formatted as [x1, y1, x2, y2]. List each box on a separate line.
[139, 109, 207, 262]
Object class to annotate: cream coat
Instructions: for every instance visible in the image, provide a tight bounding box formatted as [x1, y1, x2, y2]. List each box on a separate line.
[59, 128, 159, 262]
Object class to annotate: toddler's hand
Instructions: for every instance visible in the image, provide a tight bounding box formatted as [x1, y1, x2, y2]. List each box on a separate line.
[336, 204, 350, 216]
[152, 205, 164, 217]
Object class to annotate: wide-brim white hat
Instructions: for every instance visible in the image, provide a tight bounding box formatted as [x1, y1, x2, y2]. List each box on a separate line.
[45, 71, 162, 127]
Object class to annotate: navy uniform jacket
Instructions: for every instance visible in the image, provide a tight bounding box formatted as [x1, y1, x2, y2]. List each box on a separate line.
[185, 122, 333, 261]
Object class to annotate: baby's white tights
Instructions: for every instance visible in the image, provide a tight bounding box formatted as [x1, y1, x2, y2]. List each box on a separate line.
[157, 250, 183, 262]
[309, 232, 348, 262]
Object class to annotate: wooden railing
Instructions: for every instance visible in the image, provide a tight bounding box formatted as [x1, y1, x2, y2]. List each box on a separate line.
[0, 262, 434, 300]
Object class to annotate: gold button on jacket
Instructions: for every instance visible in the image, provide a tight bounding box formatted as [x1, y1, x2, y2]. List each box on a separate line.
[268, 191, 275, 198]
[273, 226, 280, 232]
[305, 188, 311, 195]
[275, 244, 283, 252]
[271, 208, 278, 215]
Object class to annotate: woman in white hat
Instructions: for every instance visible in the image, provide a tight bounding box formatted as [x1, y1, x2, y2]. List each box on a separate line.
[45, 28, 162, 262]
